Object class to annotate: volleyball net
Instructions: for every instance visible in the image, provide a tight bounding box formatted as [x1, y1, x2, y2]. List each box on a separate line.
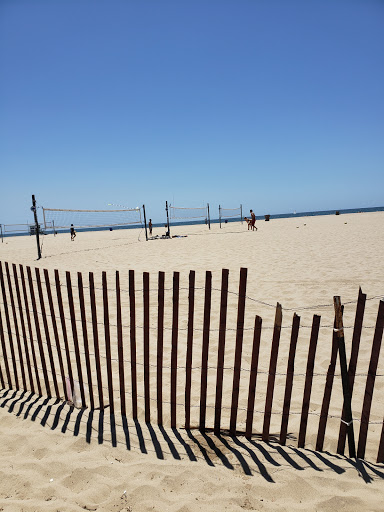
[42, 207, 142, 231]
[168, 204, 211, 230]
[219, 204, 243, 227]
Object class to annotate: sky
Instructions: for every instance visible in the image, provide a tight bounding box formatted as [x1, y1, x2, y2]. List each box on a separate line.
[0, 0, 383, 225]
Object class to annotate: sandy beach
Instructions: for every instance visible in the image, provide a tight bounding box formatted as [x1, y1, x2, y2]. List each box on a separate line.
[1, 211, 384, 511]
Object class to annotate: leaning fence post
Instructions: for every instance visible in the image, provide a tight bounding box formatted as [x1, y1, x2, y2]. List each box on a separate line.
[337, 288, 366, 455]
[357, 299, 384, 460]
[334, 296, 356, 459]
[262, 303, 282, 442]
[245, 315, 262, 439]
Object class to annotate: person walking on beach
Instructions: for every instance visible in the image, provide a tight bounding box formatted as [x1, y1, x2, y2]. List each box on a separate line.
[70, 224, 76, 241]
[249, 210, 257, 231]
[149, 219, 153, 235]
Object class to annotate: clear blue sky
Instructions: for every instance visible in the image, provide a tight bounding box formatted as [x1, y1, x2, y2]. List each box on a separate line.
[1, 0, 383, 225]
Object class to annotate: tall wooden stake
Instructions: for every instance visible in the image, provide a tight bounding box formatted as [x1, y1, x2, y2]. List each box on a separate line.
[31, 195, 42, 259]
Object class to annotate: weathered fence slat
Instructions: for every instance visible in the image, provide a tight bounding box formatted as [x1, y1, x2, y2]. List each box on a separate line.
[214, 268, 229, 434]
[5, 262, 26, 390]
[35, 268, 60, 398]
[230, 267, 248, 435]
[116, 271, 126, 416]
[143, 272, 151, 423]
[334, 297, 356, 458]
[129, 269, 138, 419]
[66, 271, 87, 407]
[78, 272, 95, 410]
[185, 270, 195, 430]
[357, 299, 384, 460]
[262, 303, 283, 442]
[316, 314, 339, 452]
[0, 262, 19, 388]
[245, 315, 262, 439]
[298, 314, 321, 448]
[199, 271, 212, 431]
[102, 271, 114, 414]
[14, 264, 35, 393]
[377, 418, 384, 463]
[0, 302, 11, 387]
[0, 359, 4, 388]
[171, 272, 180, 428]
[43, 269, 67, 400]
[55, 269, 74, 397]
[89, 272, 104, 410]
[157, 271, 165, 425]
[21, 265, 42, 395]
[280, 312, 300, 445]
[27, 266, 51, 396]
[337, 288, 366, 455]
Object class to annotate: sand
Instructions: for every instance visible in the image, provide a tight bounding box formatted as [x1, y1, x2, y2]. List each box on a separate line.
[1, 211, 384, 511]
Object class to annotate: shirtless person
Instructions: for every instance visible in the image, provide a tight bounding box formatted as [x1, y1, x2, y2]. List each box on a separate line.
[70, 224, 76, 241]
[149, 219, 153, 235]
[250, 210, 257, 231]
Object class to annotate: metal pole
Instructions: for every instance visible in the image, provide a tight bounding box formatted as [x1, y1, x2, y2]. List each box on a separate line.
[207, 203, 210, 230]
[0, 224, 3, 243]
[142, 204, 148, 241]
[31, 195, 42, 259]
[219, 205, 221, 229]
[240, 204, 243, 224]
[166, 201, 171, 238]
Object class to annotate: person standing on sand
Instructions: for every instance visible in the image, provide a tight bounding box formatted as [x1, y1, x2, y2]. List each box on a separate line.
[250, 210, 257, 231]
[149, 219, 153, 235]
[70, 224, 76, 241]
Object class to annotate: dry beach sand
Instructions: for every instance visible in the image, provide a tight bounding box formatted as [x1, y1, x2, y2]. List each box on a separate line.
[1, 211, 384, 511]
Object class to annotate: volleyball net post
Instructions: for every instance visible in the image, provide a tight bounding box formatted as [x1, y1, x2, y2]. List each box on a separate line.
[166, 201, 171, 237]
[219, 205, 222, 229]
[207, 203, 210, 229]
[142, 204, 148, 241]
[0, 224, 3, 243]
[31, 194, 42, 260]
[240, 204, 243, 224]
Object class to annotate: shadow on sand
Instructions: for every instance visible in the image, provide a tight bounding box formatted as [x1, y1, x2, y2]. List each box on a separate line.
[1, 388, 383, 484]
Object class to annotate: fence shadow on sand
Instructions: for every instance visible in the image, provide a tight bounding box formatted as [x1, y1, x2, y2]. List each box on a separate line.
[2, 388, 384, 485]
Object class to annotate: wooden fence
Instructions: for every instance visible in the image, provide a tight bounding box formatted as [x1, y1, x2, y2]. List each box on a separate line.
[0, 261, 383, 463]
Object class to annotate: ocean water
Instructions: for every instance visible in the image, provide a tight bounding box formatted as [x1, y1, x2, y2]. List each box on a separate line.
[2, 206, 384, 238]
